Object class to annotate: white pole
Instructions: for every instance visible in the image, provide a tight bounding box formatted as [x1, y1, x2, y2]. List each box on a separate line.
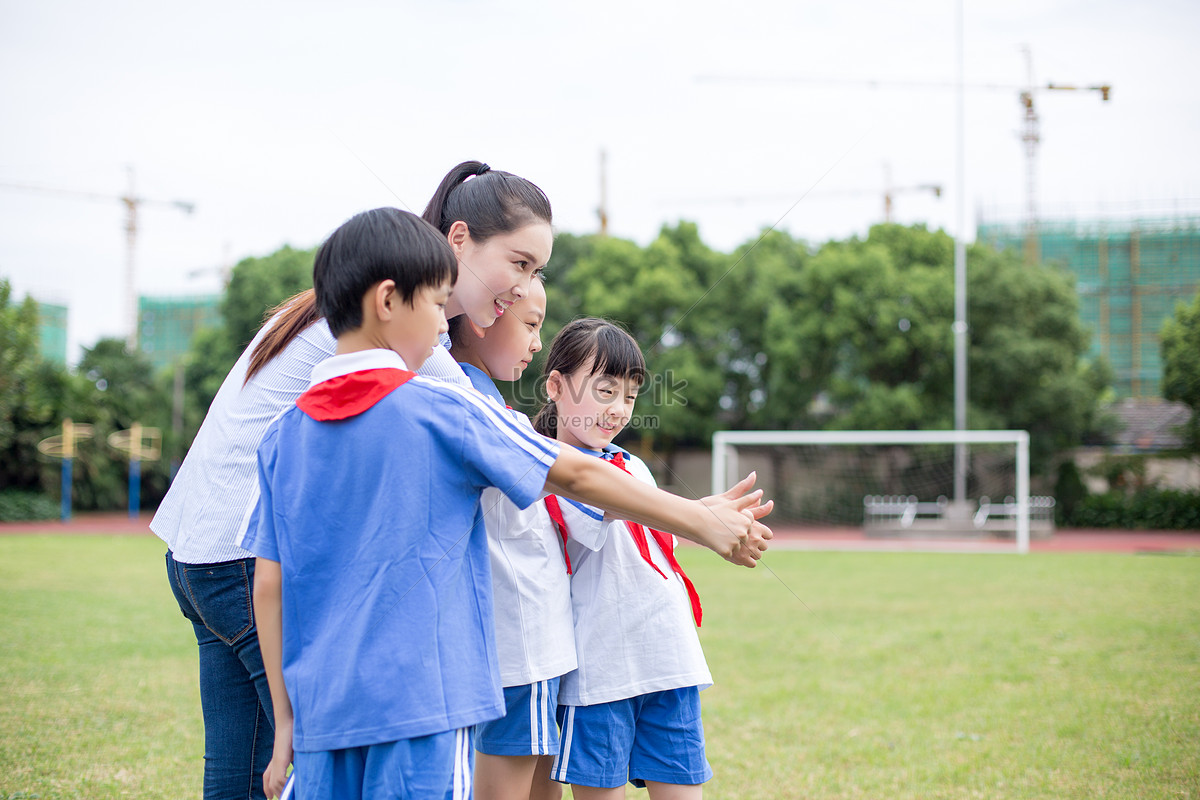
[124, 166, 139, 351]
[727, 444, 739, 492]
[711, 432, 726, 496]
[1016, 432, 1030, 554]
[953, 0, 969, 503]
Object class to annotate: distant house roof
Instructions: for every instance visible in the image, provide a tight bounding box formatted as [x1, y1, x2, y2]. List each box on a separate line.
[1110, 399, 1191, 451]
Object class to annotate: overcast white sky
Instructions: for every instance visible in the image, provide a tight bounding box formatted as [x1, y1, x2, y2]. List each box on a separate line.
[2, 0, 1197, 362]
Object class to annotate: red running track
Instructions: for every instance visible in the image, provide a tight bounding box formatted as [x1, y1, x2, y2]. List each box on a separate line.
[2, 513, 1198, 554]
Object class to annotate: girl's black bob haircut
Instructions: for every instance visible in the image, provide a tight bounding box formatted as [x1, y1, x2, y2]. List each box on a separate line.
[533, 318, 647, 438]
[313, 208, 457, 338]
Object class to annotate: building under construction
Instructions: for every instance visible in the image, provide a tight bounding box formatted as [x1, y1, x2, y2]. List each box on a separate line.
[137, 294, 221, 371]
[36, 301, 68, 365]
[977, 215, 1200, 399]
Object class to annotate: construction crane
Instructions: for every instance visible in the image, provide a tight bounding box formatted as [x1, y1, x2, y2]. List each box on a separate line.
[0, 166, 194, 349]
[1016, 45, 1110, 262]
[662, 163, 942, 225]
[698, 50, 1110, 262]
[597, 148, 610, 236]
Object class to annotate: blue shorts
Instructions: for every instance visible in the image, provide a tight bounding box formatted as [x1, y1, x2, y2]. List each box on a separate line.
[474, 678, 561, 756]
[551, 687, 712, 789]
[292, 728, 473, 799]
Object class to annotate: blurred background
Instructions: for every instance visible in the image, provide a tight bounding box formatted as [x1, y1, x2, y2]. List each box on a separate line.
[2, 0, 1198, 524]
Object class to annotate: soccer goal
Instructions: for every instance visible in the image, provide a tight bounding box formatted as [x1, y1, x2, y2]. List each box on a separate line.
[712, 430, 1041, 554]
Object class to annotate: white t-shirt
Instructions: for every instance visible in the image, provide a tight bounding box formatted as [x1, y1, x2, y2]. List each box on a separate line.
[481, 447, 606, 686]
[556, 448, 712, 707]
[150, 316, 338, 564]
[459, 363, 605, 687]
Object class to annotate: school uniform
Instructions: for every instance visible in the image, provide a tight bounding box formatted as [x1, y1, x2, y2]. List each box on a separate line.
[550, 446, 713, 789]
[457, 362, 604, 756]
[154, 303, 467, 800]
[242, 348, 559, 799]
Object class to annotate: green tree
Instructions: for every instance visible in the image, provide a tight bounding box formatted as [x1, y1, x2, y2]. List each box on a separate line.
[965, 239, 1111, 465]
[506, 232, 600, 416]
[505, 225, 731, 481]
[179, 244, 317, 441]
[0, 280, 64, 492]
[751, 225, 956, 432]
[712, 228, 812, 431]
[519, 223, 1107, 474]
[741, 224, 1108, 469]
[1, 281, 173, 511]
[1161, 290, 1200, 450]
[222, 245, 316, 351]
[70, 338, 173, 510]
[565, 224, 728, 452]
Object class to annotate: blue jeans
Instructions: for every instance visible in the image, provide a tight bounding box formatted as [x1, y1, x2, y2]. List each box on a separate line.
[166, 551, 274, 800]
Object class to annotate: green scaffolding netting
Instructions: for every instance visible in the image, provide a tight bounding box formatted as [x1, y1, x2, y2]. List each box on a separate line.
[977, 217, 1200, 399]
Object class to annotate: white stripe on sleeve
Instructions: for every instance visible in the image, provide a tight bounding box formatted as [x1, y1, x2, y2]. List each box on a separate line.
[418, 378, 559, 465]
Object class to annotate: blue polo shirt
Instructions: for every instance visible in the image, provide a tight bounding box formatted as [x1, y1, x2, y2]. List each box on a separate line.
[244, 349, 560, 752]
[458, 362, 506, 407]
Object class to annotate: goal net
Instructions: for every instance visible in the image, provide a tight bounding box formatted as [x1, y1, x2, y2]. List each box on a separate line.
[712, 430, 1043, 554]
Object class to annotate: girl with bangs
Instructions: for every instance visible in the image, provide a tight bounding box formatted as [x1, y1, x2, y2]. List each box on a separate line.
[535, 319, 744, 799]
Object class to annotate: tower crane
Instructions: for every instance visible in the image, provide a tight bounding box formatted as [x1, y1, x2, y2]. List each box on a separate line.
[883, 162, 942, 223]
[1016, 45, 1110, 262]
[698, 50, 1111, 262]
[0, 166, 194, 349]
[597, 148, 610, 236]
[661, 163, 942, 225]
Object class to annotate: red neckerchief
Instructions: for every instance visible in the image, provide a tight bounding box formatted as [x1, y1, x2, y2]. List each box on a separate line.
[543, 495, 572, 575]
[295, 368, 416, 421]
[550, 450, 702, 627]
[604, 450, 702, 627]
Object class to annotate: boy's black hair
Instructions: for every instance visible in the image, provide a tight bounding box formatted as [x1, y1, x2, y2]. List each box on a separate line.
[422, 160, 552, 242]
[532, 318, 647, 438]
[313, 208, 458, 338]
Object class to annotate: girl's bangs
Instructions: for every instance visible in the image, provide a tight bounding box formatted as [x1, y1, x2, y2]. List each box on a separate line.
[587, 326, 646, 384]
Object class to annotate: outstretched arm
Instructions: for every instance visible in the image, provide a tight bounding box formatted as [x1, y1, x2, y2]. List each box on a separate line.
[253, 558, 293, 799]
[544, 446, 772, 567]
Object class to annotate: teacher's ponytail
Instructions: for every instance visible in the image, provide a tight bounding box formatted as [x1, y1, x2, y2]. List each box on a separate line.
[244, 289, 320, 384]
[422, 160, 551, 242]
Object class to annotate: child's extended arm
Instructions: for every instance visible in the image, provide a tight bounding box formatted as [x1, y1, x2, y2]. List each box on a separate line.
[544, 446, 772, 568]
[253, 558, 293, 800]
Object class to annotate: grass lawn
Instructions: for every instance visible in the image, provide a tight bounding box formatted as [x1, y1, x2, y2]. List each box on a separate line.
[0, 536, 1197, 799]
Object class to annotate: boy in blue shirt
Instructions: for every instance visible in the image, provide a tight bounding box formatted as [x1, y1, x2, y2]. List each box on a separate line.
[246, 208, 771, 800]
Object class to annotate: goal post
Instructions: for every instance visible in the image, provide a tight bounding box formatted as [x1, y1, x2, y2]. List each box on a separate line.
[712, 430, 1033, 554]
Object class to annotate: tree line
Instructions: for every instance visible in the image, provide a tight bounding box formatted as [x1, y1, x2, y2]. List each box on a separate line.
[4, 221, 1197, 515]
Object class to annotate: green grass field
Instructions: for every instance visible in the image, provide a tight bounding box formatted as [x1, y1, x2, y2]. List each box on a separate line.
[1, 536, 1197, 799]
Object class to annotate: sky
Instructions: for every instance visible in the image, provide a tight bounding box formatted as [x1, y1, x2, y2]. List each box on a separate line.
[2, 0, 1198, 363]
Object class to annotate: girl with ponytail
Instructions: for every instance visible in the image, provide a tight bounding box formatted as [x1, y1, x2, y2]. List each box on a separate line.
[242, 160, 554, 385]
[418, 161, 554, 384]
[151, 160, 556, 800]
